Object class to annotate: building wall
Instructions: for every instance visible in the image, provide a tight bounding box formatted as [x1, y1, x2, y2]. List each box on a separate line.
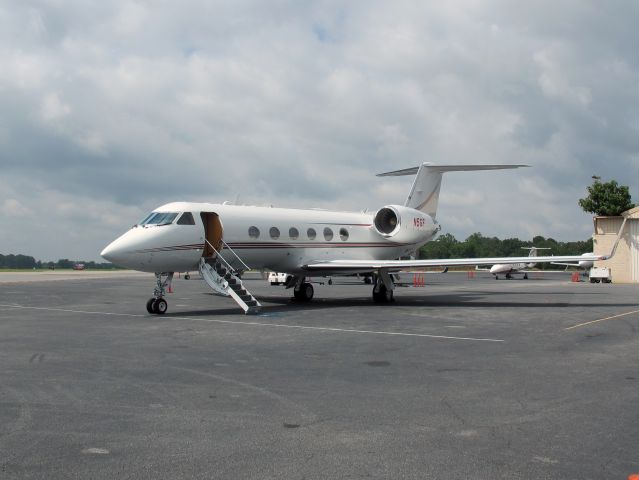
[631, 219, 639, 282]
[592, 214, 639, 283]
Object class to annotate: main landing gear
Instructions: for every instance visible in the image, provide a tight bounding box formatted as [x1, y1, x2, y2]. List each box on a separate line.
[372, 271, 394, 303]
[293, 281, 314, 302]
[146, 272, 174, 315]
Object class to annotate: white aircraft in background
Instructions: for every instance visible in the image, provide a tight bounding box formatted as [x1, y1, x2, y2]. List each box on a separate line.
[489, 247, 551, 280]
[101, 163, 613, 315]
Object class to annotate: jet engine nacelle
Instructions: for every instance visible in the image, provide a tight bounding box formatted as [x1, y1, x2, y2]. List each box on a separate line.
[372, 205, 437, 244]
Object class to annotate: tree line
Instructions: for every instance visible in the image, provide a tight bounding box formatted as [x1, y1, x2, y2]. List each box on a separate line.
[418, 233, 593, 268]
[0, 254, 118, 270]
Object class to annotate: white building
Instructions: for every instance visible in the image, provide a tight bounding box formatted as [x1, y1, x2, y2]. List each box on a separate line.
[592, 205, 639, 283]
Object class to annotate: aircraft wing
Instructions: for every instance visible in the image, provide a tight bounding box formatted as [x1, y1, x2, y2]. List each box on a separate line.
[303, 254, 606, 273]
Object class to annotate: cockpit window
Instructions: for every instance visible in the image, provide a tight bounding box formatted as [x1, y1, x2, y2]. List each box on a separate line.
[139, 212, 156, 225]
[140, 212, 179, 225]
[177, 212, 195, 225]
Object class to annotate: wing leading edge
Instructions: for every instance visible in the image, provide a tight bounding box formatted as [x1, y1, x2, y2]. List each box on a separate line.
[303, 254, 607, 273]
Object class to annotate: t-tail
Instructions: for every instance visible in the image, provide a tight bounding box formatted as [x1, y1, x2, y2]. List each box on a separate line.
[377, 163, 528, 219]
[524, 246, 551, 268]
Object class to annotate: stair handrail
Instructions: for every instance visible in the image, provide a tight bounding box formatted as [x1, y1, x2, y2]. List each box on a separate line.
[220, 239, 251, 272]
[204, 239, 238, 274]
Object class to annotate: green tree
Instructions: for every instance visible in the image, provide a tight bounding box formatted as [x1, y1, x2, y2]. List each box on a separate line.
[578, 179, 634, 216]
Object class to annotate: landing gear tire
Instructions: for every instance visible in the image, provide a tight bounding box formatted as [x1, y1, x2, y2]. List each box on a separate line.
[146, 298, 156, 314]
[294, 282, 314, 301]
[505, 273, 512, 280]
[184, 273, 191, 280]
[372, 284, 394, 303]
[153, 298, 168, 314]
[523, 273, 528, 280]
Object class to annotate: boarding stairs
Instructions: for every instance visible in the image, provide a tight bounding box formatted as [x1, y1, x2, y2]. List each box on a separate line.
[198, 240, 261, 314]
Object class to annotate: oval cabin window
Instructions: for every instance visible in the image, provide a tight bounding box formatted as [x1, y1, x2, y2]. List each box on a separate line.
[323, 227, 333, 241]
[248, 226, 260, 239]
[289, 227, 299, 240]
[269, 227, 280, 239]
[307, 228, 317, 240]
[339, 228, 349, 241]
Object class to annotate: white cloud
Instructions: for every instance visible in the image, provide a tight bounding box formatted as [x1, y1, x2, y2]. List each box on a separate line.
[1, 198, 32, 217]
[40, 92, 71, 121]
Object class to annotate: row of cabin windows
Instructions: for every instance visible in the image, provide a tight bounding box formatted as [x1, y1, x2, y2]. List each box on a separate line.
[249, 226, 349, 241]
[136, 212, 351, 243]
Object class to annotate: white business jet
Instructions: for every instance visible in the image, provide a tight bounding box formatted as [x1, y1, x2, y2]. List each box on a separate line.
[489, 247, 551, 280]
[101, 163, 610, 315]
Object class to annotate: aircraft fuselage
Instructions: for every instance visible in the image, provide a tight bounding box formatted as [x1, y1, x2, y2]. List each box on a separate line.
[101, 202, 439, 274]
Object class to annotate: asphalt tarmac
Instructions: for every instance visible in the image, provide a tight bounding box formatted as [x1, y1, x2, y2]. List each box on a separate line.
[1, 271, 638, 479]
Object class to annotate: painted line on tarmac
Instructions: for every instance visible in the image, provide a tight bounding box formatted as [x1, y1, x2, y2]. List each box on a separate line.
[0, 304, 504, 342]
[564, 308, 639, 331]
[0, 304, 145, 318]
[176, 316, 504, 342]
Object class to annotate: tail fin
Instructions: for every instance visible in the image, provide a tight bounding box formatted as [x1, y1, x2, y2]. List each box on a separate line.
[377, 163, 528, 219]
[522, 246, 551, 258]
[523, 246, 551, 268]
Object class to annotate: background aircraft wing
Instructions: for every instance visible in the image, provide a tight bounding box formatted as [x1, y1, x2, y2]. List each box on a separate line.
[303, 254, 606, 273]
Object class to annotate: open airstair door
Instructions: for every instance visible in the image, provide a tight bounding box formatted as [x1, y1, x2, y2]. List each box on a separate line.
[200, 212, 223, 257]
[198, 211, 261, 314]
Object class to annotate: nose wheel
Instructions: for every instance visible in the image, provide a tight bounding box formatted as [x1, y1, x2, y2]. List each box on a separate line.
[146, 297, 168, 315]
[147, 272, 174, 315]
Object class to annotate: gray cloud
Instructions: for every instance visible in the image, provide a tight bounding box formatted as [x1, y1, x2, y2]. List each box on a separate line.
[1, 0, 638, 261]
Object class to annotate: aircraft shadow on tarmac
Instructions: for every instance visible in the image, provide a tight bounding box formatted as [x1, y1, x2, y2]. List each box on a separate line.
[166, 290, 635, 317]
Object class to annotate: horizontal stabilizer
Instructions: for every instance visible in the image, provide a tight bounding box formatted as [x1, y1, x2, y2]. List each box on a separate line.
[376, 163, 528, 218]
[376, 164, 528, 177]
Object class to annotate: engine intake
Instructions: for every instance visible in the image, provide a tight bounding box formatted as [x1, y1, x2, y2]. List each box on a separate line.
[372, 204, 437, 245]
[374, 207, 400, 236]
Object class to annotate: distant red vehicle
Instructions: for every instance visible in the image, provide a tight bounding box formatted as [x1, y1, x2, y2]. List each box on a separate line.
[73, 263, 86, 270]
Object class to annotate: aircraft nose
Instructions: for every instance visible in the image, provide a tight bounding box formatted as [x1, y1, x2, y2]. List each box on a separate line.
[101, 232, 138, 267]
[100, 240, 124, 265]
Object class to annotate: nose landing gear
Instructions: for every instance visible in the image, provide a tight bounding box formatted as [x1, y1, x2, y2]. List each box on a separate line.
[146, 272, 174, 315]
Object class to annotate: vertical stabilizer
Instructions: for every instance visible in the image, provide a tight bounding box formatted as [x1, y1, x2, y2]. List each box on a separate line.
[377, 163, 528, 219]
[523, 246, 551, 268]
[523, 246, 551, 258]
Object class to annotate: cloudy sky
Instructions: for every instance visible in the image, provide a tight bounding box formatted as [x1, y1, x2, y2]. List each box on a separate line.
[1, 1, 638, 262]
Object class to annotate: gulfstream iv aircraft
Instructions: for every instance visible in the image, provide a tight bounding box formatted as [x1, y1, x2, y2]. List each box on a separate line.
[101, 164, 611, 314]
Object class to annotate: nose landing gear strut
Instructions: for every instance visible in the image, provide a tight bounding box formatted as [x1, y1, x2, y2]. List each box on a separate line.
[146, 272, 174, 314]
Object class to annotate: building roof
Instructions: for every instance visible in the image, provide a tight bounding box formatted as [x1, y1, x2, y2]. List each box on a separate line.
[622, 205, 639, 219]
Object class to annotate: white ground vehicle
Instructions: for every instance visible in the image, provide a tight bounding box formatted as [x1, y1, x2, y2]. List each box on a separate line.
[589, 267, 612, 283]
[268, 272, 290, 286]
